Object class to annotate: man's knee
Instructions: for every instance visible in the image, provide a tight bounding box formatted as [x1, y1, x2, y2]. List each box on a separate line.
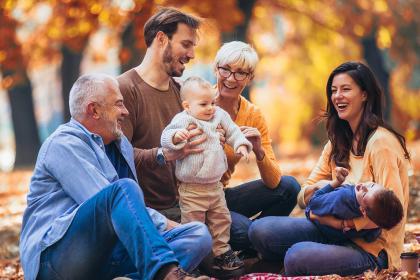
[114, 178, 143, 196]
[186, 222, 212, 250]
[111, 178, 144, 201]
[280, 176, 300, 199]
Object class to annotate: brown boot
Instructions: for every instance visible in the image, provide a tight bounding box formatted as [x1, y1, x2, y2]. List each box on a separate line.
[163, 266, 210, 280]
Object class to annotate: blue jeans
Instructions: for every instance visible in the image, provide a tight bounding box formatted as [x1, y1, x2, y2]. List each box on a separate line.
[37, 179, 212, 280]
[248, 217, 388, 276]
[225, 176, 300, 250]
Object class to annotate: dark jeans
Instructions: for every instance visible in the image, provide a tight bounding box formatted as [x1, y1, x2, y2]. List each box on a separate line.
[37, 179, 212, 280]
[225, 176, 300, 250]
[248, 217, 388, 276]
[158, 175, 300, 251]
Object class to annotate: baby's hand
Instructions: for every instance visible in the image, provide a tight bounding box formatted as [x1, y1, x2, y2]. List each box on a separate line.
[236, 145, 249, 162]
[331, 167, 349, 188]
[173, 129, 190, 144]
[335, 167, 349, 183]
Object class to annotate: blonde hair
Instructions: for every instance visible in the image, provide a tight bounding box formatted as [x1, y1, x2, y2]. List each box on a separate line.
[214, 41, 259, 73]
[180, 76, 213, 101]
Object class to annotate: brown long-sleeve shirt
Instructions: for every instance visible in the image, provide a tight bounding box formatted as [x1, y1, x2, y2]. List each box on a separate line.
[117, 69, 182, 209]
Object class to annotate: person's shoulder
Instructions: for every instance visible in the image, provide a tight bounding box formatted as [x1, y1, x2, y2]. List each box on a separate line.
[215, 106, 228, 116]
[240, 96, 259, 113]
[170, 110, 189, 123]
[117, 68, 137, 84]
[50, 122, 91, 148]
[238, 96, 265, 125]
[367, 126, 401, 148]
[117, 69, 147, 96]
[39, 123, 89, 162]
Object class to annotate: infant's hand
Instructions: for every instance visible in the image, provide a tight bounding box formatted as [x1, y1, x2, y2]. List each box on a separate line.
[173, 129, 189, 144]
[330, 167, 349, 188]
[335, 167, 349, 185]
[236, 145, 249, 162]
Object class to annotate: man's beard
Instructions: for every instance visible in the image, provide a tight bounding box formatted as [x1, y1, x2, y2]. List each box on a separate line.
[163, 43, 183, 77]
[101, 112, 123, 140]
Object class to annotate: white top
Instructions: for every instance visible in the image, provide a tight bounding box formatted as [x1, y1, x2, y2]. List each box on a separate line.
[161, 107, 252, 184]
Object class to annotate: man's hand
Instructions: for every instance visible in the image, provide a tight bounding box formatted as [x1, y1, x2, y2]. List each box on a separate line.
[164, 124, 206, 161]
[240, 126, 263, 160]
[166, 219, 180, 230]
[173, 129, 189, 144]
[236, 145, 250, 162]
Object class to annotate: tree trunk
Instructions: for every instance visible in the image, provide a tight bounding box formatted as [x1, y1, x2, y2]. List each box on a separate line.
[221, 0, 255, 43]
[4, 69, 40, 168]
[60, 45, 84, 122]
[221, 0, 256, 100]
[120, 21, 145, 74]
[361, 32, 391, 122]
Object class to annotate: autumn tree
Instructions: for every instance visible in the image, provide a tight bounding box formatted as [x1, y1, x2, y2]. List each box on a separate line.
[265, 0, 420, 122]
[0, 4, 40, 168]
[118, 0, 244, 74]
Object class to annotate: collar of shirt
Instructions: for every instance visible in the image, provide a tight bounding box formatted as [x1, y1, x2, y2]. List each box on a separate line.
[69, 118, 136, 181]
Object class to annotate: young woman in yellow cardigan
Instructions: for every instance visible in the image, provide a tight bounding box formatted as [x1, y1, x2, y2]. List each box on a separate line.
[213, 41, 301, 252]
[249, 61, 411, 276]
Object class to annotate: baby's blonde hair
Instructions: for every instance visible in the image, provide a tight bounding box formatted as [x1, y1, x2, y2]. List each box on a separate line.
[180, 76, 213, 101]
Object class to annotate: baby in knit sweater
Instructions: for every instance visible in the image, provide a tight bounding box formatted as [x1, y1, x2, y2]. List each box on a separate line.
[161, 76, 252, 275]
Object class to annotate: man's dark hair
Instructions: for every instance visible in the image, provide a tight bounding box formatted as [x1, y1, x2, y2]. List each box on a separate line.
[144, 7, 201, 47]
[365, 189, 404, 230]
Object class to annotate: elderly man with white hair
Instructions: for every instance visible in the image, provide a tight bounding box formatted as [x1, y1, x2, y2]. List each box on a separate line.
[19, 73, 211, 280]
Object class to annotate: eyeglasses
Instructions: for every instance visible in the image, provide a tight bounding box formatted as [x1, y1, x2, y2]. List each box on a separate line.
[217, 67, 250, 81]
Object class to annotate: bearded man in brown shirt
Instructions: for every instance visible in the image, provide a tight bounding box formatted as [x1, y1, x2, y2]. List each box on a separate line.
[118, 7, 206, 222]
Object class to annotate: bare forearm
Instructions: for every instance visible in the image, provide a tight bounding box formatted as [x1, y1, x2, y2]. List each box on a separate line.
[310, 211, 356, 231]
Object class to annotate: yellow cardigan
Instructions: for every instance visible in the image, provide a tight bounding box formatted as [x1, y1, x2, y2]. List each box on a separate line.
[298, 126, 410, 269]
[221, 96, 282, 188]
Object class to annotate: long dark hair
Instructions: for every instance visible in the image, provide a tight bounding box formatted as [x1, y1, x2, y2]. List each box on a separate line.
[325, 61, 410, 168]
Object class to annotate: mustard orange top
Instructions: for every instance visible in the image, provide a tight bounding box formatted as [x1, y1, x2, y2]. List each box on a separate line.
[221, 96, 282, 188]
[298, 126, 410, 269]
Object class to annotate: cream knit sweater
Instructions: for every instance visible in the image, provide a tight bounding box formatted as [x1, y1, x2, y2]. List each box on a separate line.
[161, 107, 252, 184]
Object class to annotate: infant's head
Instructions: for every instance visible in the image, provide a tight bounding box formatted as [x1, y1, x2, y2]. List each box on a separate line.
[355, 182, 404, 230]
[180, 76, 217, 121]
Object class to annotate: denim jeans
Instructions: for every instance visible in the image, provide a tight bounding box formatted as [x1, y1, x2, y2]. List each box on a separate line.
[248, 217, 388, 276]
[225, 176, 301, 250]
[37, 179, 212, 280]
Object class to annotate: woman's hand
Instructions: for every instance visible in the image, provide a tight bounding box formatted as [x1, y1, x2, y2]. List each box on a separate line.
[240, 126, 265, 160]
[216, 124, 226, 147]
[303, 184, 321, 205]
[164, 124, 206, 161]
[309, 212, 342, 229]
[310, 212, 355, 231]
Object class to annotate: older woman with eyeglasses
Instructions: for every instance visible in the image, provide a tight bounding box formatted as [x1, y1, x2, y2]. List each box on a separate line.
[214, 41, 301, 252]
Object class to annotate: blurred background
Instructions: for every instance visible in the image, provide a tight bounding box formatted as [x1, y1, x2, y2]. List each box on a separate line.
[0, 0, 420, 276]
[1, 0, 420, 171]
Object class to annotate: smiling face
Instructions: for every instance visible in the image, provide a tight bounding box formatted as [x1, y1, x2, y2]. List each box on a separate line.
[182, 85, 216, 121]
[216, 63, 252, 100]
[355, 182, 384, 212]
[330, 73, 367, 132]
[162, 23, 197, 77]
[97, 80, 129, 143]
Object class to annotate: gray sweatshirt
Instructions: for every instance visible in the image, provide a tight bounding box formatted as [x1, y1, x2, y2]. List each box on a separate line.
[161, 107, 252, 184]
